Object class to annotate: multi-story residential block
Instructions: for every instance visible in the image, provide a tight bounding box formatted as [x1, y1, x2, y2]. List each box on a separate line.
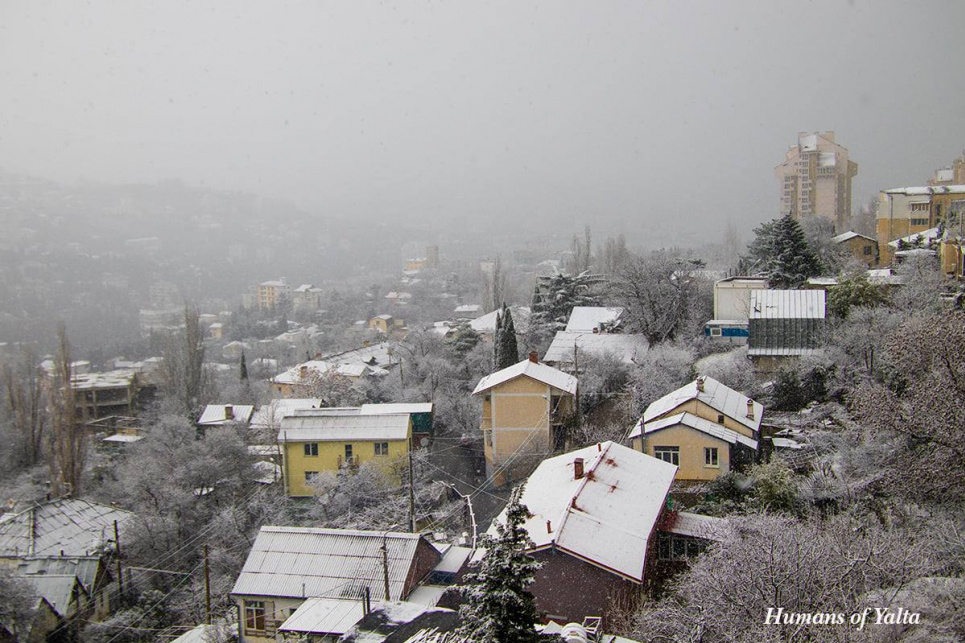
[472, 353, 578, 486]
[876, 185, 965, 264]
[776, 131, 858, 231]
[291, 284, 324, 311]
[245, 279, 291, 311]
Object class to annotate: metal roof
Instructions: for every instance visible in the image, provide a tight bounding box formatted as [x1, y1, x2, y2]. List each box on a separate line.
[277, 413, 411, 442]
[23, 574, 86, 617]
[231, 527, 433, 601]
[749, 290, 826, 320]
[634, 412, 758, 450]
[660, 512, 731, 542]
[883, 184, 965, 195]
[491, 441, 676, 583]
[542, 331, 647, 365]
[831, 231, 875, 244]
[16, 556, 101, 594]
[271, 343, 397, 385]
[197, 404, 255, 426]
[472, 358, 577, 396]
[642, 377, 763, 434]
[360, 403, 434, 416]
[0, 498, 133, 558]
[279, 597, 365, 635]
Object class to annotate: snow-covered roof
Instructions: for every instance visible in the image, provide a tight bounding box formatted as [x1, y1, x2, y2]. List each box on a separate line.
[231, 527, 434, 601]
[468, 306, 532, 334]
[197, 404, 254, 426]
[749, 289, 826, 320]
[16, 556, 101, 596]
[278, 413, 411, 443]
[492, 441, 676, 582]
[543, 331, 647, 365]
[102, 433, 143, 443]
[564, 306, 624, 332]
[884, 184, 965, 196]
[69, 369, 137, 391]
[643, 376, 763, 434]
[806, 277, 838, 286]
[747, 346, 822, 357]
[661, 512, 731, 542]
[630, 412, 758, 450]
[279, 597, 365, 635]
[887, 226, 941, 249]
[360, 403, 433, 416]
[250, 398, 324, 428]
[772, 437, 804, 450]
[0, 498, 134, 558]
[831, 231, 875, 244]
[472, 358, 577, 396]
[271, 343, 396, 384]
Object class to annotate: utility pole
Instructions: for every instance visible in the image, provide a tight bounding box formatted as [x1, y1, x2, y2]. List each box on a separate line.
[408, 440, 416, 532]
[114, 520, 123, 597]
[204, 545, 211, 624]
[381, 534, 391, 601]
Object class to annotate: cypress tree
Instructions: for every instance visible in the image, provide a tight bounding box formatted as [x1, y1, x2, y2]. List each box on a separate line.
[492, 308, 504, 370]
[240, 350, 249, 381]
[458, 486, 543, 643]
[498, 306, 519, 369]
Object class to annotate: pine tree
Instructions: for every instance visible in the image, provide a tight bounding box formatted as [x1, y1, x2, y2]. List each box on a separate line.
[240, 350, 249, 381]
[499, 306, 519, 369]
[458, 486, 543, 643]
[747, 214, 823, 288]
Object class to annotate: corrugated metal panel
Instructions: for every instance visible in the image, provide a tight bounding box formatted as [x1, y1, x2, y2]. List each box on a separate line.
[277, 414, 410, 442]
[0, 499, 133, 558]
[232, 527, 423, 601]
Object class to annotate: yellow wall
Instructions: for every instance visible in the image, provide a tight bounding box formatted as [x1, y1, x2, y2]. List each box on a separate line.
[840, 237, 879, 268]
[643, 425, 731, 481]
[479, 374, 574, 475]
[658, 399, 757, 440]
[282, 431, 410, 496]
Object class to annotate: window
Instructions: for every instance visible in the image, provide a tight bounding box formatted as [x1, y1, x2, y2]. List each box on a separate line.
[303, 442, 318, 457]
[910, 202, 929, 212]
[657, 533, 705, 561]
[710, 327, 722, 337]
[704, 447, 719, 467]
[654, 446, 679, 466]
[245, 601, 266, 631]
[717, 413, 725, 424]
[304, 471, 319, 483]
[863, 246, 873, 256]
[344, 444, 354, 460]
[374, 442, 389, 456]
[911, 218, 929, 226]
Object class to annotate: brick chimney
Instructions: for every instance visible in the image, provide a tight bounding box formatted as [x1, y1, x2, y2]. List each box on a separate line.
[574, 457, 584, 479]
[224, 405, 234, 420]
[696, 376, 705, 392]
[746, 399, 755, 420]
[528, 351, 538, 363]
[546, 520, 553, 534]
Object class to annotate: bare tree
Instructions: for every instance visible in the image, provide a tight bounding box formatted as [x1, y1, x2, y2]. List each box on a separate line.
[610, 251, 704, 345]
[2, 346, 47, 467]
[159, 305, 207, 417]
[47, 324, 86, 497]
[0, 566, 37, 641]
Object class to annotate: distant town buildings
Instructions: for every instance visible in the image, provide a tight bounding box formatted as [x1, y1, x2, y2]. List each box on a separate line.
[776, 131, 858, 231]
[876, 185, 965, 265]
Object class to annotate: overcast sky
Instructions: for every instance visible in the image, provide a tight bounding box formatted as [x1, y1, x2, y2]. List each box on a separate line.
[2, 0, 964, 240]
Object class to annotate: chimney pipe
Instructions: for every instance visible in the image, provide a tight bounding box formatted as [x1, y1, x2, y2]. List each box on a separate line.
[546, 520, 552, 533]
[746, 399, 755, 420]
[528, 351, 538, 363]
[574, 457, 584, 479]
[224, 405, 233, 420]
[696, 377, 705, 392]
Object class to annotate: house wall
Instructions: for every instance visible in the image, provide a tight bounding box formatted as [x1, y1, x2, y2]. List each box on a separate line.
[234, 595, 305, 643]
[713, 280, 768, 321]
[403, 539, 445, 597]
[658, 399, 757, 440]
[841, 237, 878, 268]
[876, 191, 937, 264]
[480, 375, 574, 486]
[643, 425, 731, 481]
[282, 434, 410, 497]
[529, 548, 641, 627]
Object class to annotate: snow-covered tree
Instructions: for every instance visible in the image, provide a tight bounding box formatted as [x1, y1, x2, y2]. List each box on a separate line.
[746, 215, 823, 288]
[530, 272, 601, 339]
[458, 486, 544, 643]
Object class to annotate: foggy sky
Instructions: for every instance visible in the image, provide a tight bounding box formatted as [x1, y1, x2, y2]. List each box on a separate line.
[2, 0, 964, 240]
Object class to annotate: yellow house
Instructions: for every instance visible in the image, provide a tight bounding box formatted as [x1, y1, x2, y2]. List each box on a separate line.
[628, 376, 762, 481]
[831, 231, 878, 268]
[472, 353, 578, 487]
[277, 411, 411, 497]
[369, 314, 394, 333]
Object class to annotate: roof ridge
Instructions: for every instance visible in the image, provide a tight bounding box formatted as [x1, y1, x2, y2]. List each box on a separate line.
[553, 443, 611, 543]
